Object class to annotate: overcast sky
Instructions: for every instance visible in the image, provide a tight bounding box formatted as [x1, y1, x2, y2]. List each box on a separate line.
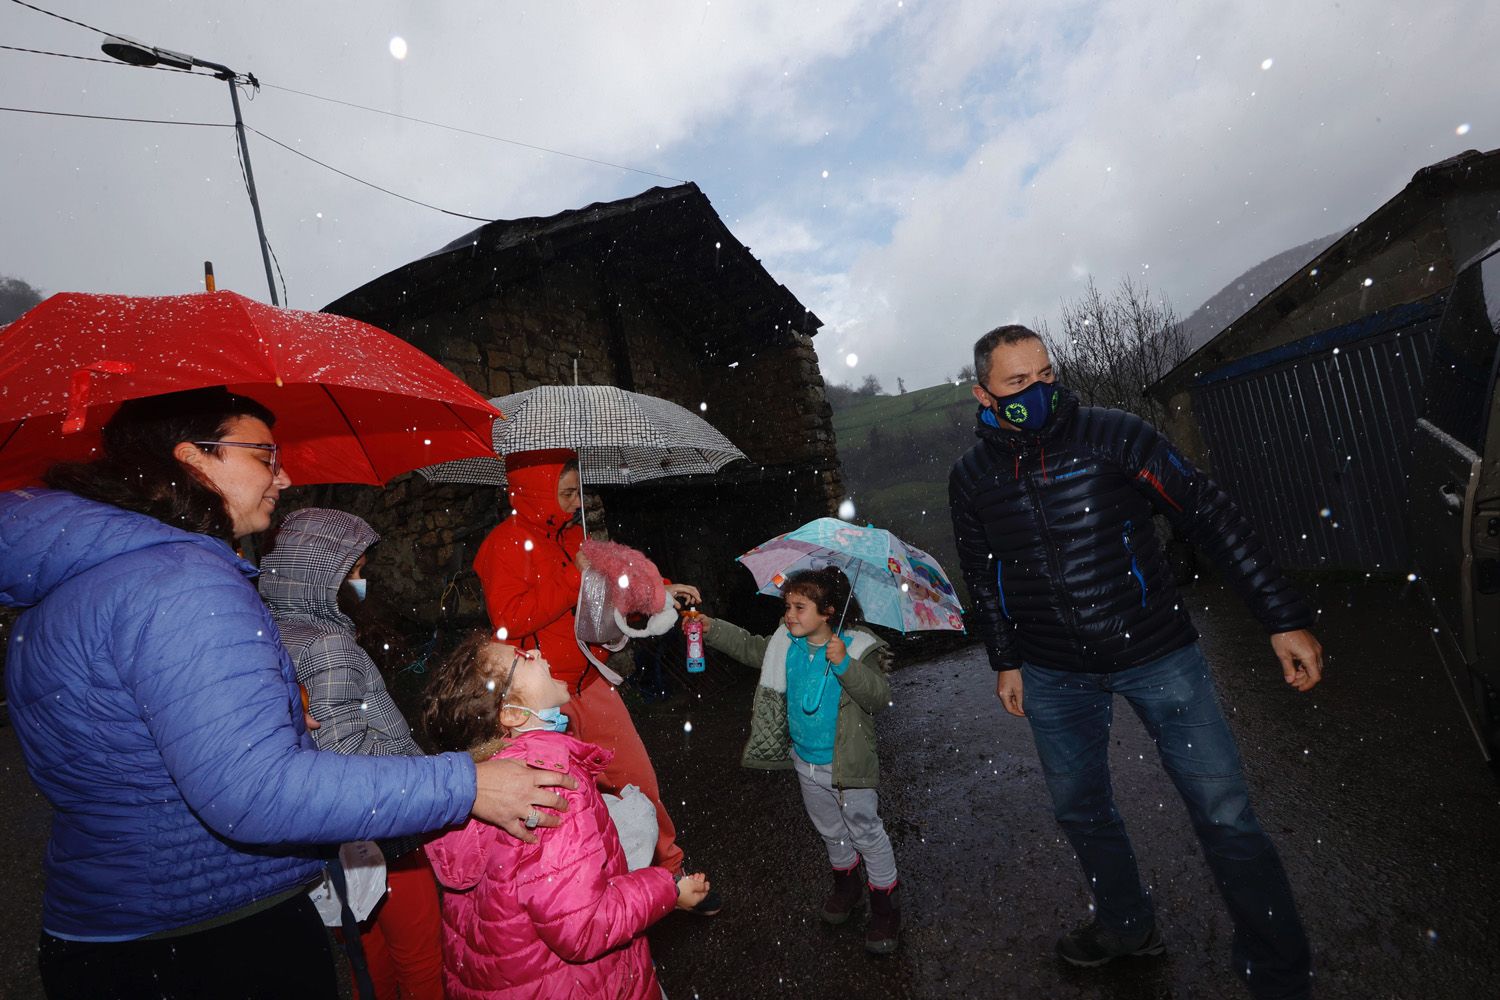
[2, 1, 1496, 390]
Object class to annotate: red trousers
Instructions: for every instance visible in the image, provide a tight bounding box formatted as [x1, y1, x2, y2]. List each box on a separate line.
[351, 847, 444, 1000]
[568, 676, 685, 876]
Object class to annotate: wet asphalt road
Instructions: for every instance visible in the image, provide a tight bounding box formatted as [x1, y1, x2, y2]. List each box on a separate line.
[3, 576, 1498, 999]
[639, 577, 1500, 1000]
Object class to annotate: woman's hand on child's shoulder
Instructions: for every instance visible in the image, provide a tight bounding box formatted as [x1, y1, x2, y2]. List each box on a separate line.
[675, 871, 711, 910]
[472, 757, 579, 844]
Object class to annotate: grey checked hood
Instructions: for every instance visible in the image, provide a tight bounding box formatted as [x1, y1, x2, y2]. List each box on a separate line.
[259, 507, 378, 627]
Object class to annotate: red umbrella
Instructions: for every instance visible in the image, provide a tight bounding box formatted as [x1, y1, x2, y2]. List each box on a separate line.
[0, 290, 502, 489]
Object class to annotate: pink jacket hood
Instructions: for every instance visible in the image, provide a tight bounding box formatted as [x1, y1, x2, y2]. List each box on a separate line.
[428, 731, 676, 999]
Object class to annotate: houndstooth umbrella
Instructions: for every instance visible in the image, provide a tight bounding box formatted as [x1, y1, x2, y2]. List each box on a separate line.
[416, 384, 747, 486]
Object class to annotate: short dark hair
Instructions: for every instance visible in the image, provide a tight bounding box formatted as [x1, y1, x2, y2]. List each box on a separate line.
[44, 386, 276, 541]
[973, 324, 1043, 386]
[784, 566, 864, 629]
[421, 629, 514, 754]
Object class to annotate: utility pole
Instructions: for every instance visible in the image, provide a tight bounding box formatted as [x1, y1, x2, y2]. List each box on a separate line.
[102, 36, 279, 305]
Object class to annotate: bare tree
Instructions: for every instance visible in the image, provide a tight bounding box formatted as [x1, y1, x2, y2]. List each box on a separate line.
[1047, 276, 1188, 428]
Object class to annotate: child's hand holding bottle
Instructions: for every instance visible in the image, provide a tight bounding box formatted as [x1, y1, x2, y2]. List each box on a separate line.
[675, 872, 711, 910]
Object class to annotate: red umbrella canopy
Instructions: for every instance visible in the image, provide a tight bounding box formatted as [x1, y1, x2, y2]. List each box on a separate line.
[0, 290, 502, 488]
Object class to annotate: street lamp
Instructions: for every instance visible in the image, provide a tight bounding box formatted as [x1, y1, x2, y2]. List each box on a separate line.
[101, 35, 280, 306]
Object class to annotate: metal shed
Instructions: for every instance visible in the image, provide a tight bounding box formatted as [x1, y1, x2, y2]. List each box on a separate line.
[1153, 148, 1500, 575]
[1189, 297, 1444, 571]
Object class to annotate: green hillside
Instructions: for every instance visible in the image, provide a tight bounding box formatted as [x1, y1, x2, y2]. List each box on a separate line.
[832, 381, 975, 439]
[831, 382, 979, 607]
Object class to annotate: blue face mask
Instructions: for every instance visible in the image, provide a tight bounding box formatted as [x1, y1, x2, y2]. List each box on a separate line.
[346, 578, 368, 602]
[987, 380, 1060, 432]
[504, 704, 569, 733]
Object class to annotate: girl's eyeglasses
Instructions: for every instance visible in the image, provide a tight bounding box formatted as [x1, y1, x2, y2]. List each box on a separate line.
[491, 647, 536, 700]
[192, 440, 281, 477]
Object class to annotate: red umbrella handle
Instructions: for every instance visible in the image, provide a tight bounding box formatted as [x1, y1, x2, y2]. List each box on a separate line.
[62, 361, 135, 434]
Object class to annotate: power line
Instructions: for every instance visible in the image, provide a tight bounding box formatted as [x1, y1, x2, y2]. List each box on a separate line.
[0, 104, 231, 127]
[261, 82, 689, 185]
[0, 42, 214, 74]
[1, 101, 504, 223]
[7, 0, 109, 36]
[245, 125, 493, 223]
[7, 1, 687, 186]
[8, 0, 688, 220]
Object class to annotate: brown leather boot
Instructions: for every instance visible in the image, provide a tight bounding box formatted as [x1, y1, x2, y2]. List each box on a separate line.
[865, 882, 901, 954]
[820, 865, 865, 925]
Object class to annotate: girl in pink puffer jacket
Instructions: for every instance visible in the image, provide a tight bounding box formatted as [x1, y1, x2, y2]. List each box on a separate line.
[422, 630, 710, 999]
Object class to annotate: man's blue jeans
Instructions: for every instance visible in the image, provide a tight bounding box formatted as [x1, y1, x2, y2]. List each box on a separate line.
[1023, 643, 1311, 999]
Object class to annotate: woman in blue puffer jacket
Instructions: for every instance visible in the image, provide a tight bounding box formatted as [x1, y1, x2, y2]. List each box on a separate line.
[0, 387, 574, 1000]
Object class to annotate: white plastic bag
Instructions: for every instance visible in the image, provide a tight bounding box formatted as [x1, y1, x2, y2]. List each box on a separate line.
[603, 784, 659, 872]
[307, 840, 388, 927]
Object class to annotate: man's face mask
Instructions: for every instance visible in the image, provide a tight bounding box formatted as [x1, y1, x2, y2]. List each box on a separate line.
[988, 380, 1060, 432]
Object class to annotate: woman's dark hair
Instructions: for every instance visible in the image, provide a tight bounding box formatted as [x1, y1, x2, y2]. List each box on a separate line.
[421, 629, 515, 754]
[43, 386, 275, 541]
[784, 566, 864, 629]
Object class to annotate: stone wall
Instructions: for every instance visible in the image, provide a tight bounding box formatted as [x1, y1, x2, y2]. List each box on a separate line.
[284, 264, 843, 642]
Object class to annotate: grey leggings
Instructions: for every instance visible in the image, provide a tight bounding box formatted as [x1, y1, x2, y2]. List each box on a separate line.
[791, 750, 898, 888]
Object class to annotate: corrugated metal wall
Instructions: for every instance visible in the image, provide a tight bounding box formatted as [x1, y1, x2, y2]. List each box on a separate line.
[1190, 298, 1444, 571]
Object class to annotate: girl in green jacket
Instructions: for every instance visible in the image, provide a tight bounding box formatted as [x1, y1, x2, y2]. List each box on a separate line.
[699, 567, 901, 954]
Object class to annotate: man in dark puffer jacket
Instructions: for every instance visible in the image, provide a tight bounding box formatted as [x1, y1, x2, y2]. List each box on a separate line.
[949, 324, 1324, 1000]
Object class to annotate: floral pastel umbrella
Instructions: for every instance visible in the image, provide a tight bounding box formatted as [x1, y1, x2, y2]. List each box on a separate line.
[737, 517, 966, 633]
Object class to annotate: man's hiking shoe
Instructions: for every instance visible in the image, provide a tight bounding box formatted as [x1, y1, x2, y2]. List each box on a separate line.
[1055, 919, 1165, 967]
[690, 885, 723, 916]
[821, 865, 865, 925]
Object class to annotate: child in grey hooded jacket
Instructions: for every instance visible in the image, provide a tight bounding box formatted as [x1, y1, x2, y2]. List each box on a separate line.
[260, 508, 443, 1000]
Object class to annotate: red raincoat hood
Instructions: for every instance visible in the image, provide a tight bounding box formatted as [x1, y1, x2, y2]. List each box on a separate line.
[505, 449, 578, 534]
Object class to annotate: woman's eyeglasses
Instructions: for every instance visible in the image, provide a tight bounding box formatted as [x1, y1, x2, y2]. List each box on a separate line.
[192, 440, 281, 477]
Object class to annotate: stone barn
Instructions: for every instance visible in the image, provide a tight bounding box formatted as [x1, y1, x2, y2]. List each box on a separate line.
[299, 182, 842, 638]
[1151, 147, 1500, 572]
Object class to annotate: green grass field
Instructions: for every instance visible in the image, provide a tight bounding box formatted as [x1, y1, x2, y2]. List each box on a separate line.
[831, 381, 974, 440]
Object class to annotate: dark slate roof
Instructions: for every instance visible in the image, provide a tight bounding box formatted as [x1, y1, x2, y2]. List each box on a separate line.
[323, 183, 821, 358]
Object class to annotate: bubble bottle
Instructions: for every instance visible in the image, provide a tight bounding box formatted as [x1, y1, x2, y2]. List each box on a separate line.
[682, 607, 706, 674]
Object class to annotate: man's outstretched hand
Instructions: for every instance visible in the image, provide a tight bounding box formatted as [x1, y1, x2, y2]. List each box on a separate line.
[1271, 629, 1324, 692]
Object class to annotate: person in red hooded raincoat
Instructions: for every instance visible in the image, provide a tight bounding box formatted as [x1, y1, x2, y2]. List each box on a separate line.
[473, 449, 711, 905]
